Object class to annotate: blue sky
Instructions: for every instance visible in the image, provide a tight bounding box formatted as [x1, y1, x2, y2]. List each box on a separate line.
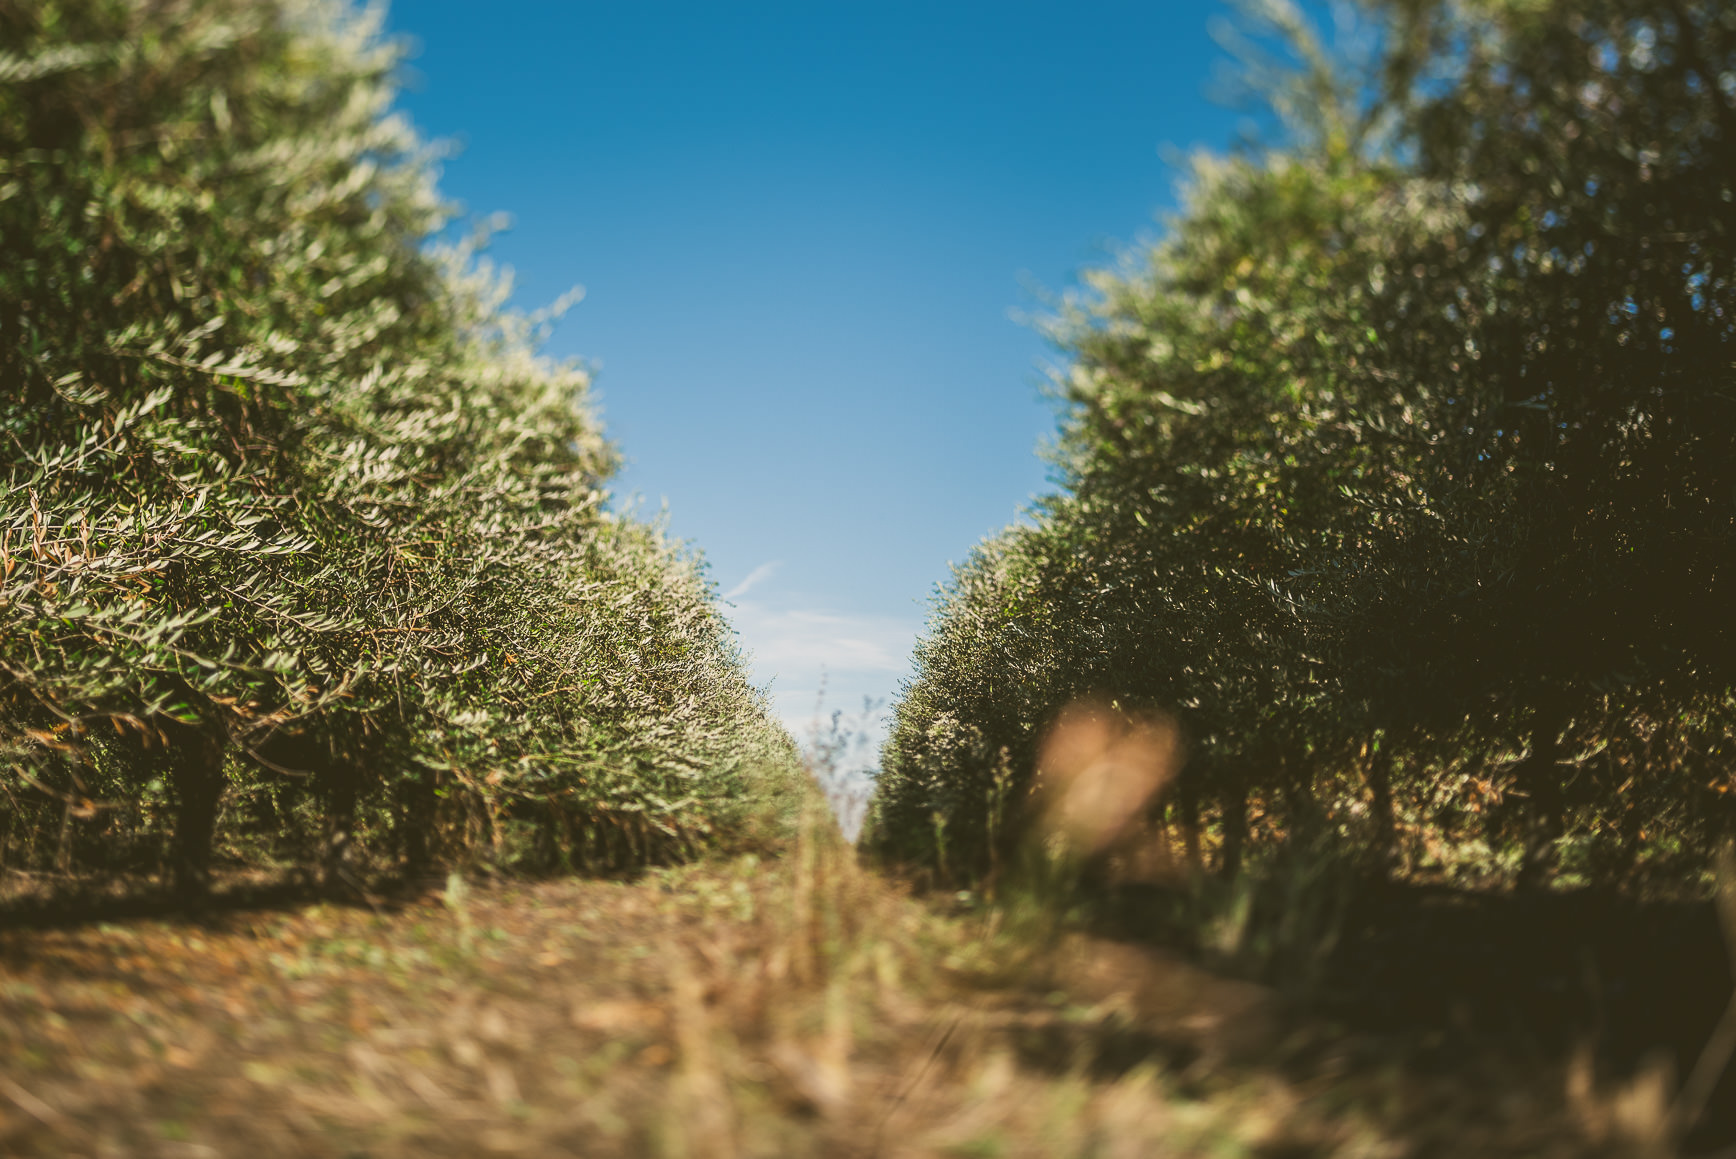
[386, 0, 1250, 761]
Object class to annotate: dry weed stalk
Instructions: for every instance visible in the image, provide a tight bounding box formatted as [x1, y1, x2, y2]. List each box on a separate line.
[668, 944, 738, 1159]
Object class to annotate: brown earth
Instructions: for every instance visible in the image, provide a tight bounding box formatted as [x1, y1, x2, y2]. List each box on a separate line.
[0, 837, 1705, 1158]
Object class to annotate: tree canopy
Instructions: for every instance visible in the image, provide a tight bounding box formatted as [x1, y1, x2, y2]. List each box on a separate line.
[0, 0, 798, 895]
[866, 0, 1736, 890]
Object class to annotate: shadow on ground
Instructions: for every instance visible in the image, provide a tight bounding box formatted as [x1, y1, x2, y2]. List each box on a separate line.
[1088, 877, 1736, 1155]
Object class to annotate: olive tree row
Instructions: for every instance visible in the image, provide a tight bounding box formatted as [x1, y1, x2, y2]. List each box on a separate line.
[867, 0, 1736, 890]
[0, 0, 798, 897]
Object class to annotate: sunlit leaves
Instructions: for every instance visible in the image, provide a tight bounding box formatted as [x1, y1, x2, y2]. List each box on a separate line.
[0, 0, 797, 880]
[870, 0, 1736, 887]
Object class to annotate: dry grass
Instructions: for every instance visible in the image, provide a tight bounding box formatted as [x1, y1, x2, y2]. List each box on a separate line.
[0, 793, 1701, 1158]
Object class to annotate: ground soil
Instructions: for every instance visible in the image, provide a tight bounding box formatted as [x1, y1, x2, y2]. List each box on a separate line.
[0, 857, 1728, 1158]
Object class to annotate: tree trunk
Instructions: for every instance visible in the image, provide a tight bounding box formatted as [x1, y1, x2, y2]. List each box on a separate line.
[1176, 774, 1201, 870]
[1516, 700, 1566, 890]
[1366, 739, 1397, 872]
[1280, 755, 1318, 838]
[166, 719, 228, 903]
[401, 766, 436, 878]
[1219, 778, 1248, 880]
[321, 767, 359, 890]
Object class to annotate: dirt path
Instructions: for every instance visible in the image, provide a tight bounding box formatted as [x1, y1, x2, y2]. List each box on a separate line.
[0, 852, 1670, 1158]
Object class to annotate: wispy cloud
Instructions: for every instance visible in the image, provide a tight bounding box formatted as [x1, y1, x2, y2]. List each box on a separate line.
[723, 560, 782, 601]
[729, 605, 909, 674]
[723, 596, 917, 750]
[724, 593, 913, 839]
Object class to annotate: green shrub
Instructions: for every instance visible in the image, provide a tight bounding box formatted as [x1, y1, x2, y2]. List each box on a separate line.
[0, 0, 800, 895]
[866, 0, 1736, 892]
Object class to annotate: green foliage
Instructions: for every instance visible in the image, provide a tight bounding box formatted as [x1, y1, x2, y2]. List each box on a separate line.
[867, 0, 1736, 889]
[0, 0, 799, 893]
